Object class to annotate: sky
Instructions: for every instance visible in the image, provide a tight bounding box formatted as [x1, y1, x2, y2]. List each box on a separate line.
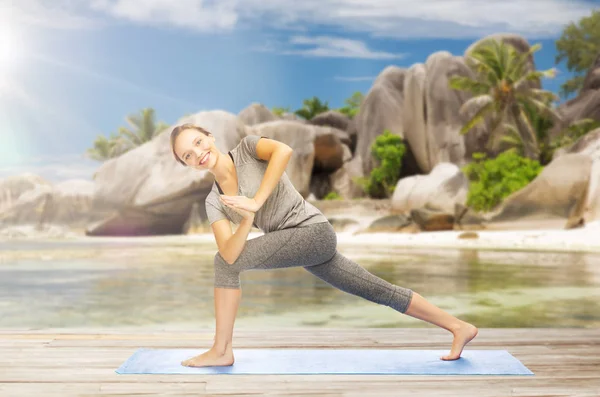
[1, 0, 599, 183]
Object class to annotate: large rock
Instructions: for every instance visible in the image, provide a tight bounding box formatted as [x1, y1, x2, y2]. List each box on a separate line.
[550, 54, 600, 139]
[587, 160, 600, 223]
[248, 120, 320, 198]
[309, 110, 351, 130]
[0, 173, 50, 214]
[391, 163, 469, 214]
[457, 153, 592, 230]
[554, 128, 600, 161]
[238, 103, 279, 126]
[403, 52, 480, 173]
[410, 208, 455, 231]
[355, 34, 536, 178]
[328, 153, 366, 199]
[309, 110, 355, 151]
[554, 128, 600, 223]
[313, 127, 349, 173]
[0, 179, 105, 231]
[88, 111, 350, 236]
[354, 66, 407, 176]
[88, 110, 247, 236]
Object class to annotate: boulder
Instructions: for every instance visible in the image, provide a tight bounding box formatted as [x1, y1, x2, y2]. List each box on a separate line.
[313, 127, 348, 173]
[238, 103, 279, 126]
[328, 152, 366, 199]
[0, 179, 105, 231]
[354, 66, 407, 176]
[554, 128, 600, 161]
[364, 214, 413, 232]
[554, 128, 600, 223]
[404, 53, 478, 174]
[356, 34, 537, 178]
[410, 208, 455, 231]
[88, 110, 247, 236]
[550, 53, 600, 139]
[310, 110, 351, 129]
[586, 160, 600, 222]
[248, 120, 319, 198]
[309, 110, 353, 134]
[328, 217, 360, 232]
[0, 173, 50, 214]
[88, 111, 350, 236]
[458, 153, 592, 230]
[391, 163, 469, 215]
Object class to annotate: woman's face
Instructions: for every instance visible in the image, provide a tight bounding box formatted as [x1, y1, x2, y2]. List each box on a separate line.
[173, 128, 217, 170]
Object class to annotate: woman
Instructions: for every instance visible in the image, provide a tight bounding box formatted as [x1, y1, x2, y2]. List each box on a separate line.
[170, 123, 478, 368]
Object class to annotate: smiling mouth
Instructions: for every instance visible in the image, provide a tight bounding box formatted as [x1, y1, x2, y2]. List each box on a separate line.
[199, 152, 210, 165]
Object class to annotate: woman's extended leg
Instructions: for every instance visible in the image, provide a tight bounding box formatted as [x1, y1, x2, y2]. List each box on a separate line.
[404, 292, 478, 360]
[305, 254, 478, 360]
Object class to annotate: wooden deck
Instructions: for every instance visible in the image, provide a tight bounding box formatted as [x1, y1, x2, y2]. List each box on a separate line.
[0, 328, 599, 397]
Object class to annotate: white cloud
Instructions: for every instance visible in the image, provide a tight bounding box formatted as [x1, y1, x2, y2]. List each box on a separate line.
[90, 0, 238, 31]
[5, 0, 596, 38]
[283, 36, 405, 59]
[4, 0, 100, 30]
[334, 76, 376, 82]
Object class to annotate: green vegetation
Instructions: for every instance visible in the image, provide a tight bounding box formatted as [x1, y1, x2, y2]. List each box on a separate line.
[272, 106, 291, 116]
[323, 191, 342, 200]
[548, 118, 600, 156]
[86, 108, 168, 161]
[354, 129, 406, 199]
[294, 96, 330, 120]
[337, 91, 363, 118]
[449, 39, 559, 160]
[274, 91, 363, 121]
[555, 10, 600, 98]
[462, 151, 543, 212]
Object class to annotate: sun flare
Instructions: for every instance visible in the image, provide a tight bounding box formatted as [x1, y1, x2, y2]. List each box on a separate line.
[0, 25, 22, 92]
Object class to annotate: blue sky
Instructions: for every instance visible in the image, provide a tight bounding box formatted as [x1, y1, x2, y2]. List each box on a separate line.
[1, 0, 599, 182]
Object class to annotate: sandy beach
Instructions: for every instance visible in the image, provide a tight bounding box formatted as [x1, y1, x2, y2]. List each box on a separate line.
[2, 220, 600, 254]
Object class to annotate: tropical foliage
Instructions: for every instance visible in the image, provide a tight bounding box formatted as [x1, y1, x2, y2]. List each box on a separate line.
[272, 106, 291, 116]
[86, 108, 168, 161]
[354, 129, 406, 198]
[449, 39, 559, 160]
[547, 118, 600, 157]
[555, 10, 600, 98]
[463, 151, 544, 212]
[337, 91, 363, 118]
[294, 96, 330, 120]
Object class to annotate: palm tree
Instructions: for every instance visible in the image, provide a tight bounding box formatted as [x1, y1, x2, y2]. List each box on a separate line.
[449, 39, 560, 159]
[86, 132, 126, 161]
[85, 108, 169, 161]
[116, 108, 169, 151]
[295, 97, 330, 120]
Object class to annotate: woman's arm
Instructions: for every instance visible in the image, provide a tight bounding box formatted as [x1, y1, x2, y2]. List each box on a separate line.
[253, 138, 293, 208]
[223, 217, 255, 264]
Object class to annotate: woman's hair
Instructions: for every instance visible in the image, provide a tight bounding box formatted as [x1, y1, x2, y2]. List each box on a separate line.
[170, 123, 212, 166]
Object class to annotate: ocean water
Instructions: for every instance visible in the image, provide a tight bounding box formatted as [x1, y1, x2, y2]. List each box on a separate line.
[1, 234, 599, 329]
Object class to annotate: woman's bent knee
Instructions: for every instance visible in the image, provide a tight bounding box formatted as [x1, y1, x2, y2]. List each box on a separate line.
[214, 252, 241, 289]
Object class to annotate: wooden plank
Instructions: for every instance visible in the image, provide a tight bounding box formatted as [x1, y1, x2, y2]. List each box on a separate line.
[0, 328, 598, 397]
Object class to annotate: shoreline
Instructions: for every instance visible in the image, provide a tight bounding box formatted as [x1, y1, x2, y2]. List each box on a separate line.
[2, 220, 600, 254]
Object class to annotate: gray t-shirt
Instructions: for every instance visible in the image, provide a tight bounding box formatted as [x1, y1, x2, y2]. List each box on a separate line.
[205, 135, 329, 233]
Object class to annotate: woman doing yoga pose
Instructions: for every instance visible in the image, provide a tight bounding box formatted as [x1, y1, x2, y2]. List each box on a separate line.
[170, 124, 478, 367]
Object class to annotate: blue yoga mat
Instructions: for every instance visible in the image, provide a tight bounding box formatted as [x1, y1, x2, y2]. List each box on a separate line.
[116, 348, 534, 375]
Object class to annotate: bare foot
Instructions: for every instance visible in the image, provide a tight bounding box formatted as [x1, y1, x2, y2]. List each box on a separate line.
[441, 322, 478, 361]
[181, 347, 235, 367]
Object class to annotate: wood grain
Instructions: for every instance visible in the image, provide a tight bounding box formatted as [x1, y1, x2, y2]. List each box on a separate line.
[0, 328, 598, 396]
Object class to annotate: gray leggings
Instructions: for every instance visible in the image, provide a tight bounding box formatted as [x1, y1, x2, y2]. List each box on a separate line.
[213, 221, 414, 313]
